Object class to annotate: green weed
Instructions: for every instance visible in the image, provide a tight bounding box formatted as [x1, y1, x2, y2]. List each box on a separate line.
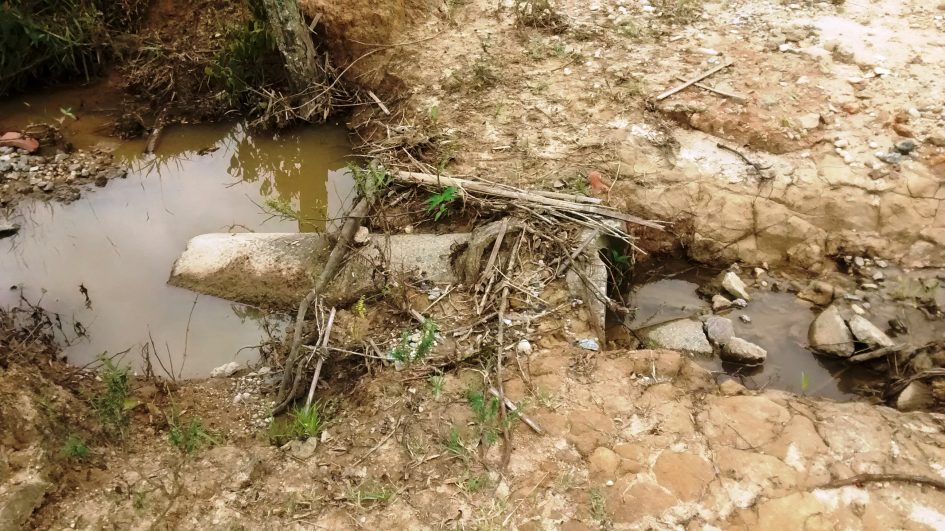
[168, 415, 216, 454]
[263, 197, 301, 221]
[800, 372, 810, 395]
[472, 58, 498, 90]
[347, 482, 395, 507]
[463, 474, 489, 493]
[353, 295, 367, 319]
[63, 434, 90, 460]
[292, 403, 323, 439]
[425, 186, 459, 221]
[444, 425, 465, 457]
[428, 371, 445, 399]
[651, 0, 703, 22]
[467, 389, 501, 445]
[589, 487, 611, 528]
[513, 0, 567, 31]
[92, 356, 130, 439]
[348, 163, 391, 199]
[389, 319, 439, 364]
[207, 1, 279, 108]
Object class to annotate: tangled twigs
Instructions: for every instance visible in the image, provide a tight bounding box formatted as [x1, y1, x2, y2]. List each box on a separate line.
[495, 230, 525, 470]
[304, 307, 337, 409]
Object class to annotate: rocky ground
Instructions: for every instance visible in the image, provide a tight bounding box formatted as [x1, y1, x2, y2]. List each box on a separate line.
[0, 145, 126, 209]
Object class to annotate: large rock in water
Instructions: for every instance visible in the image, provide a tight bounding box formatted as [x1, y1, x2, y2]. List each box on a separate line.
[703, 315, 734, 345]
[808, 305, 854, 357]
[721, 337, 767, 365]
[847, 315, 894, 348]
[644, 319, 713, 355]
[168, 232, 469, 309]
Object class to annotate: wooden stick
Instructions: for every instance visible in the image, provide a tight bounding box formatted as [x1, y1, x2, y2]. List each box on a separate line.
[489, 388, 542, 434]
[144, 109, 167, 154]
[529, 189, 601, 204]
[848, 344, 905, 363]
[674, 76, 745, 102]
[366, 90, 391, 115]
[477, 218, 511, 315]
[817, 473, 945, 492]
[495, 231, 524, 470]
[279, 290, 318, 397]
[304, 307, 336, 409]
[554, 229, 600, 278]
[656, 61, 733, 101]
[393, 171, 664, 230]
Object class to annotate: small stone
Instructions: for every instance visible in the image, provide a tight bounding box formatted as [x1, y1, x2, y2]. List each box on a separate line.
[798, 113, 821, 130]
[872, 271, 884, 281]
[809, 305, 854, 357]
[928, 133, 945, 148]
[94, 175, 108, 187]
[210, 361, 242, 378]
[739, 315, 751, 323]
[516, 339, 533, 355]
[576, 338, 599, 351]
[719, 379, 745, 396]
[721, 337, 767, 365]
[841, 102, 861, 114]
[861, 283, 879, 290]
[712, 294, 733, 311]
[896, 381, 933, 412]
[704, 315, 734, 345]
[907, 107, 922, 120]
[721, 271, 751, 300]
[798, 280, 835, 306]
[732, 298, 748, 308]
[353, 226, 370, 244]
[876, 151, 903, 165]
[895, 139, 917, 154]
[875, 259, 888, 268]
[853, 256, 865, 268]
[847, 315, 894, 348]
[892, 122, 914, 138]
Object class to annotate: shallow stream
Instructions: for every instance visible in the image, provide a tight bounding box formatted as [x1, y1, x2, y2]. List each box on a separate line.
[1, 88, 352, 377]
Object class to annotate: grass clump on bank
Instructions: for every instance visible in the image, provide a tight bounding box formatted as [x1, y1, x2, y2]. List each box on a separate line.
[0, 0, 145, 96]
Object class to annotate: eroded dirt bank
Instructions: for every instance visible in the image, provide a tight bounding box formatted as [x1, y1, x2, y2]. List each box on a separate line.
[328, 0, 945, 272]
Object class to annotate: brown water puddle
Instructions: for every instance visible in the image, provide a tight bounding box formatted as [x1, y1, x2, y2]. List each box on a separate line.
[0, 118, 351, 377]
[625, 261, 883, 400]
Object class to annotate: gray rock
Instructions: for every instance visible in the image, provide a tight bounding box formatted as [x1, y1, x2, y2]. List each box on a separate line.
[876, 151, 903, 164]
[704, 315, 734, 345]
[576, 338, 599, 351]
[928, 132, 945, 148]
[847, 315, 894, 348]
[798, 113, 821, 130]
[0, 479, 50, 531]
[739, 314, 752, 323]
[721, 337, 767, 365]
[644, 318, 713, 355]
[896, 381, 933, 412]
[797, 280, 835, 306]
[0, 161, 11, 173]
[809, 305, 854, 357]
[711, 294, 732, 311]
[895, 139, 917, 154]
[210, 361, 242, 378]
[732, 298, 748, 308]
[721, 271, 751, 301]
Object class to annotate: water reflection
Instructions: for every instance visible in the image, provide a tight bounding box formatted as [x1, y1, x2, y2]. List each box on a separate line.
[0, 120, 352, 377]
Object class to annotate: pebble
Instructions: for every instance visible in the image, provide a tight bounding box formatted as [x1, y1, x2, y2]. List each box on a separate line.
[739, 315, 751, 323]
[516, 339, 533, 355]
[895, 139, 917, 154]
[576, 338, 599, 351]
[712, 294, 733, 311]
[732, 298, 748, 308]
[861, 283, 879, 290]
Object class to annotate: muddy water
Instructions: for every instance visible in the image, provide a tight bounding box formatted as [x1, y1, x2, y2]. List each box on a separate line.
[0, 117, 351, 377]
[626, 262, 878, 400]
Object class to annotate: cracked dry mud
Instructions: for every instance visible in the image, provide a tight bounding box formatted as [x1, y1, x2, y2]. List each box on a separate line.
[24, 349, 945, 529]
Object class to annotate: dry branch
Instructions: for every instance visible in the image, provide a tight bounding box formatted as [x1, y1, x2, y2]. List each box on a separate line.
[656, 61, 733, 101]
[392, 171, 663, 230]
[817, 473, 945, 492]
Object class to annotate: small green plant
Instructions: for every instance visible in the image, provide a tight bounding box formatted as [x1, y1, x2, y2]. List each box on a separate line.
[800, 372, 810, 395]
[589, 487, 611, 528]
[463, 474, 489, 493]
[262, 197, 300, 221]
[353, 295, 367, 318]
[132, 491, 145, 511]
[92, 356, 130, 439]
[429, 105, 440, 124]
[63, 434, 90, 460]
[168, 415, 216, 454]
[471, 58, 498, 90]
[467, 389, 501, 445]
[444, 425, 465, 457]
[292, 404, 323, 439]
[513, 0, 567, 31]
[428, 371, 445, 399]
[651, 0, 703, 22]
[347, 482, 395, 507]
[59, 107, 77, 121]
[389, 319, 438, 364]
[425, 186, 458, 221]
[348, 163, 391, 198]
